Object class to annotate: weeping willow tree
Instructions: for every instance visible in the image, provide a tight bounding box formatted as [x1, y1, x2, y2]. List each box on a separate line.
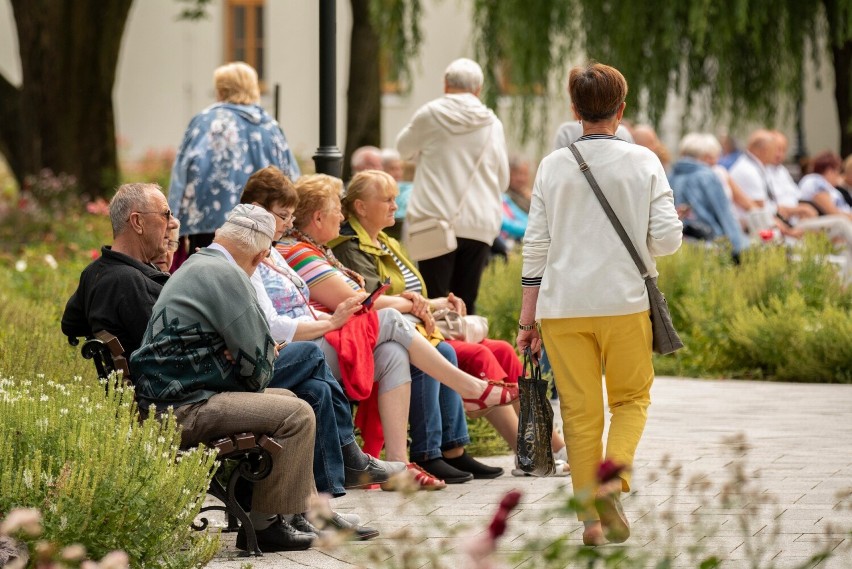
[369, 0, 852, 155]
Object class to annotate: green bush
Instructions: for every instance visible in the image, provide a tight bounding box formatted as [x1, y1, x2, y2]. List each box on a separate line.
[0, 376, 220, 567]
[478, 237, 852, 383]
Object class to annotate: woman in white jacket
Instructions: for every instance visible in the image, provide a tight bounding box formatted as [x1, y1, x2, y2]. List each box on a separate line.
[516, 63, 682, 547]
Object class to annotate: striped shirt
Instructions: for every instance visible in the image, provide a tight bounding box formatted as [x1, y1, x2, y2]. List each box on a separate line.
[277, 239, 360, 313]
[380, 243, 422, 293]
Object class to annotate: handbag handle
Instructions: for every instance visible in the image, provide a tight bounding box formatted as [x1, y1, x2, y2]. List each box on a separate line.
[568, 143, 651, 280]
[522, 347, 543, 382]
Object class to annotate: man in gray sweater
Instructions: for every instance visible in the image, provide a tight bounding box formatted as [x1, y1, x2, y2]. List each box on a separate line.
[131, 204, 319, 552]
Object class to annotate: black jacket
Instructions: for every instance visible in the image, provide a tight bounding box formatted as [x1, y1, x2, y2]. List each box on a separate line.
[61, 246, 169, 357]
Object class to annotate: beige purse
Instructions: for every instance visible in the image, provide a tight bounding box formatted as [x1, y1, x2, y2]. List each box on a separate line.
[432, 308, 489, 344]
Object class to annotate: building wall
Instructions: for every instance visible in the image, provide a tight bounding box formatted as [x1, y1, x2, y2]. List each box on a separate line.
[0, 0, 844, 174]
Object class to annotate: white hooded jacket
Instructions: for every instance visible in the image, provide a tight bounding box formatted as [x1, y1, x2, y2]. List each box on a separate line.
[396, 93, 509, 244]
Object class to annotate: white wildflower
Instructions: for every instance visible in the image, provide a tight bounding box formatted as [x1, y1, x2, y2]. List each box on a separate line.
[157, 436, 166, 444]
[59, 408, 69, 416]
[14, 259, 27, 272]
[40, 394, 49, 402]
[59, 515, 68, 531]
[22, 469, 34, 489]
[43, 254, 58, 269]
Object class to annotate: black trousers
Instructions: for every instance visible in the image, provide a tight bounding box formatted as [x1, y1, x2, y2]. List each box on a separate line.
[417, 237, 491, 314]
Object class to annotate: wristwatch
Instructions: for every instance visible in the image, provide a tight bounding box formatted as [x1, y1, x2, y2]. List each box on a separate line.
[518, 321, 537, 331]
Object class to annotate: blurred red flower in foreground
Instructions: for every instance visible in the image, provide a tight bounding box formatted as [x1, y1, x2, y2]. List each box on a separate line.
[597, 459, 626, 483]
[90, 249, 100, 260]
[465, 490, 522, 568]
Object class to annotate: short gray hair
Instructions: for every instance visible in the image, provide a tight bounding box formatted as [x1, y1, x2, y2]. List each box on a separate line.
[444, 58, 484, 93]
[351, 146, 382, 171]
[679, 133, 722, 160]
[109, 183, 163, 237]
[215, 207, 274, 255]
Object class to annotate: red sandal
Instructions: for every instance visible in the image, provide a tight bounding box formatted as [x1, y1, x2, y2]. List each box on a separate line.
[463, 380, 519, 419]
[381, 463, 447, 492]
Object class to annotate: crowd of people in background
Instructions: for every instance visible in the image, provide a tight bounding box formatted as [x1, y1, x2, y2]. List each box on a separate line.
[63, 56, 852, 554]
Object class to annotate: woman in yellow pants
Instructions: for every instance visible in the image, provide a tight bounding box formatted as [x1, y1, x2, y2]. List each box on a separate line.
[516, 62, 682, 546]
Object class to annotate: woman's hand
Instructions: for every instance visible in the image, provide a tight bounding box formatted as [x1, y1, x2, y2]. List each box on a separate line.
[446, 292, 466, 316]
[401, 291, 430, 316]
[516, 328, 542, 362]
[329, 295, 365, 330]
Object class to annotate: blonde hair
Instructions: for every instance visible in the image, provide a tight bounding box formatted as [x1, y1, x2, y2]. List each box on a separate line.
[342, 170, 398, 219]
[293, 174, 343, 229]
[214, 62, 261, 105]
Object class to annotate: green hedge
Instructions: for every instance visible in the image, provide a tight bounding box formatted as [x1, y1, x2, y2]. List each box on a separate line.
[478, 237, 852, 383]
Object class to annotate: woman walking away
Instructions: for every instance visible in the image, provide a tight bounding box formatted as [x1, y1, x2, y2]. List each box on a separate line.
[516, 62, 682, 546]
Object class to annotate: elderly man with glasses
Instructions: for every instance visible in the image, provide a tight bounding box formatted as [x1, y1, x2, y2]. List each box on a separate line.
[62, 182, 178, 358]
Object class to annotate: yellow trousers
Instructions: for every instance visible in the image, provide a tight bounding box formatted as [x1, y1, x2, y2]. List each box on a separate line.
[541, 311, 654, 521]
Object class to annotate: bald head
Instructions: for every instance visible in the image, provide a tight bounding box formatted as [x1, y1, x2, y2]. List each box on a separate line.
[746, 129, 778, 165]
[632, 125, 660, 151]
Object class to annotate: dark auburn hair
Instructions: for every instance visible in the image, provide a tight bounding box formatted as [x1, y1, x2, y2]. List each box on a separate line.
[240, 166, 298, 210]
[568, 62, 628, 122]
[810, 151, 841, 176]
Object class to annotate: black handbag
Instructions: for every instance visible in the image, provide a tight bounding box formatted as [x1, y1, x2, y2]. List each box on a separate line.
[516, 348, 556, 476]
[568, 143, 684, 355]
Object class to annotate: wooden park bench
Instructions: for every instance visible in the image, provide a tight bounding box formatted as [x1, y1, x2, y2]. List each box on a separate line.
[67, 331, 281, 556]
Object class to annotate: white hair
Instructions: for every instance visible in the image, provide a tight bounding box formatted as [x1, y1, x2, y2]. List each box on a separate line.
[679, 133, 722, 160]
[215, 219, 273, 255]
[444, 58, 484, 93]
[109, 183, 163, 237]
[351, 146, 382, 171]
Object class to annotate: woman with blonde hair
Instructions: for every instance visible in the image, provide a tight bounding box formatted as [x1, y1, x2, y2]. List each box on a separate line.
[518, 62, 682, 546]
[273, 174, 519, 484]
[168, 62, 300, 267]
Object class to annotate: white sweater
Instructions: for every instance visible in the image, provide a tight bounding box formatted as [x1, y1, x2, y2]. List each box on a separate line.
[522, 137, 682, 319]
[396, 93, 509, 244]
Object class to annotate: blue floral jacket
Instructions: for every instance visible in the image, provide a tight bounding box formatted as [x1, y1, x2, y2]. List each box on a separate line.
[168, 103, 301, 236]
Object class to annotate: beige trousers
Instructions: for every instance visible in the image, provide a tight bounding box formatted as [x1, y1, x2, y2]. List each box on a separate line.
[174, 387, 317, 515]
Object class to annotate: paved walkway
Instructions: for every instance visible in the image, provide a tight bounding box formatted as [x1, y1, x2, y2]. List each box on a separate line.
[205, 377, 852, 568]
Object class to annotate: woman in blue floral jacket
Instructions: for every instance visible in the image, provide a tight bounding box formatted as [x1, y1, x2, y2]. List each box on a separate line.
[168, 62, 300, 260]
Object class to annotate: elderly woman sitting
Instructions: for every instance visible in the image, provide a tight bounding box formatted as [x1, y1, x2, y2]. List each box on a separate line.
[276, 175, 520, 480]
[248, 169, 516, 486]
[330, 170, 568, 471]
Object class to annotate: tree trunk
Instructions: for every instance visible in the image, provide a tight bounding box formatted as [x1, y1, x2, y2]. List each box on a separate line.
[0, 0, 134, 198]
[832, 39, 852, 157]
[343, 0, 382, 181]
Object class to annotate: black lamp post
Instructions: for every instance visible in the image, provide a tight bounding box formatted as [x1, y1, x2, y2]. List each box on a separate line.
[313, 0, 343, 178]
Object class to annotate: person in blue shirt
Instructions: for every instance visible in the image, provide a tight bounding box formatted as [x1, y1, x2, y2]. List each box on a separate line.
[668, 133, 749, 257]
[168, 62, 300, 264]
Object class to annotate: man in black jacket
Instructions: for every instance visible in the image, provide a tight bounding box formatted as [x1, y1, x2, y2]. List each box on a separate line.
[62, 183, 177, 357]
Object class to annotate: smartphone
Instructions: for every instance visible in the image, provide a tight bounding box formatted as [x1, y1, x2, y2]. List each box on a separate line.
[361, 278, 391, 309]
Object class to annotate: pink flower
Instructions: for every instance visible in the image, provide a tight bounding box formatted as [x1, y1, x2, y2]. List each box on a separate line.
[90, 249, 100, 260]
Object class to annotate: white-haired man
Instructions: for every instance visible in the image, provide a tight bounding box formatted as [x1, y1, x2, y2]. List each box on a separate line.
[396, 58, 509, 313]
[130, 204, 318, 552]
[350, 146, 383, 173]
[62, 183, 178, 357]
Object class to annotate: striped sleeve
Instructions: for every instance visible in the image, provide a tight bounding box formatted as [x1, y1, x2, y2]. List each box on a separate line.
[280, 242, 338, 287]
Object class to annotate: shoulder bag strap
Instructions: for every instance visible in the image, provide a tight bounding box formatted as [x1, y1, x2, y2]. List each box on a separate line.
[568, 143, 650, 279]
[449, 122, 496, 226]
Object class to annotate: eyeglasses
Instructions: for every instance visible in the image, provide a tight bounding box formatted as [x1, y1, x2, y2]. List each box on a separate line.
[166, 239, 180, 252]
[130, 209, 172, 221]
[271, 211, 294, 223]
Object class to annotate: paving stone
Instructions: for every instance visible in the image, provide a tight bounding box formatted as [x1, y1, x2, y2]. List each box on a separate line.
[203, 377, 852, 568]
